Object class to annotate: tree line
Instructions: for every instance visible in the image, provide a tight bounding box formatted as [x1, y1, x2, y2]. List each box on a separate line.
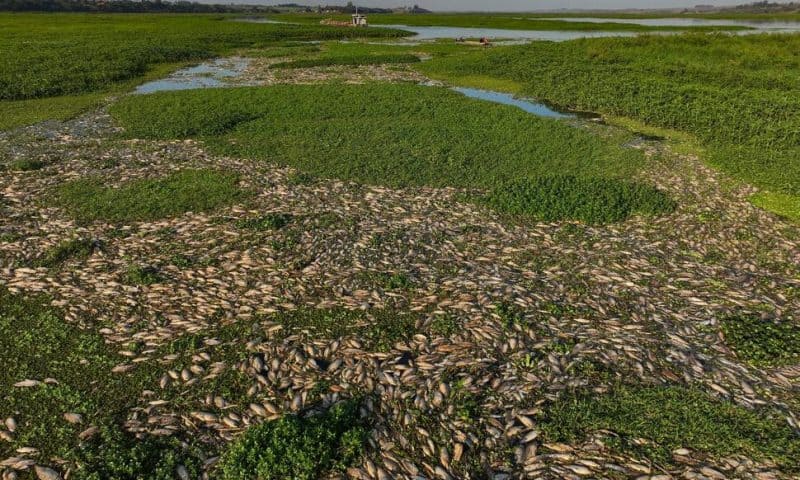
[0, 0, 279, 13]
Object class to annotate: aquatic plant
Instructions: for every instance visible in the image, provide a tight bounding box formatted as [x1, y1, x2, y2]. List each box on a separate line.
[483, 176, 676, 224]
[111, 83, 667, 223]
[420, 33, 800, 198]
[541, 385, 800, 471]
[56, 169, 247, 223]
[0, 13, 407, 102]
[218, 399, 369, 480]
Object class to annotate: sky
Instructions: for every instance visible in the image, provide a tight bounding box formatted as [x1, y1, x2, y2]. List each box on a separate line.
[218, 1, 793, 11]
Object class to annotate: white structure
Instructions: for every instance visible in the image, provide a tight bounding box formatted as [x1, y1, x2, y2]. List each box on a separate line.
[351, 14, 368, 26]
[351, 5, 368, 27]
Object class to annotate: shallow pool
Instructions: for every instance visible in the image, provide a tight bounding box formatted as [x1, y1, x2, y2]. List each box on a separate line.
[135, 58, 250, 94]
[534, 17, 800, 33]
[375, 24, 638, 42]
[452, 87, 576, 119]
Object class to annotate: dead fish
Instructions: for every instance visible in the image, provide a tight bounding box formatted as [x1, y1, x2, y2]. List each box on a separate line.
[33, 466, 61, 480]
[13, 380, 41, 388]
[63, 413, 83, 424]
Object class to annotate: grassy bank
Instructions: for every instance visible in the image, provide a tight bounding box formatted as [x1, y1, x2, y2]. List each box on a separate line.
[0, 60, 193, 131]
[109, 83, 672, 223]
[0, 13, 407, 102]
[111, 84, 644, 187]
[419, 33, 800, 216]
[0, 13, 407, 130]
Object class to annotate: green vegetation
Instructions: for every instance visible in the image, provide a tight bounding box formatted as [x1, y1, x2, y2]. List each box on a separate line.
[56, 169, 247, 223]
[721, 315, 800, 367]
[0, 288, 203, 479]
[111, 83, 665, 223]
[35, 237, 99, 268]
[0, 13, 406, 102]
[429, 314, 461, 337]
[8, 159, 45, 171]
[0, 13, 407, 130]
[276, 308, 418, 352]
[274, 13, 749, 32]
[286, 171, 316, 186]
[272, 53, 420, 69]
[541, 385, 800, 471]
[750, 191, 800, 222]
[110, 84, 641, 186]
[218, 399, 368, 480]
[1, 92, 109, 131]
[377, 272, 414, 290]
[420, 34, 800, 212]
[125, 264, 163, 285]
[483, 176, 676, 224]
[236, 213, 293, 231]
[0, 60, 191, 131]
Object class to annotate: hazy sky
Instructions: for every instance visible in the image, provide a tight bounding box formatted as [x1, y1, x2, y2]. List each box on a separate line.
[230, 1, 792, 11]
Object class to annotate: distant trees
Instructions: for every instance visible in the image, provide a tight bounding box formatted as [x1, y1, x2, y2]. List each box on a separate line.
[729, 1, 800, 13]
[0, 0, 278, 13]
[688, 1, 800, 13]
[0, 0, 433, 14]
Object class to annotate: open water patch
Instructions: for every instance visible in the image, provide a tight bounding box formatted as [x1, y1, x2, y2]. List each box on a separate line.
[532, 16, 800, 33]
[135, 58, 251, 94]
[452, 87, 576, 119]
[375, 24, 637, 42]
[447, 86, 601, 120]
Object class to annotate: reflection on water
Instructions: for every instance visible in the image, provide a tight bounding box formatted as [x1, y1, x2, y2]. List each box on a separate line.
[135, 58, 250, 94]
[535, 16, 800, 32]
[452, 87, 576, 119]
[375, 24, 638, 42]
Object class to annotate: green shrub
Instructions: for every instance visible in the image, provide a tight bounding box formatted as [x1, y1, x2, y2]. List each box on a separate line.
[430, 314, 461, 337]
[35, 238, 98, 267]
[236, 213, 292, 231]
[272, 53, 420, 69]
[169, 253, 194, 268]
[125, 265, 162, 285]
[277, 308, 417, 352]
[56, 169, 247, 223]
[71, 427, 202, 480]
[483, 176, 676, 224]
[286, 171, 316, 186]
[721, 315, 800, 367]
[540, 385, 800, 471]
[218, 399, 369, 480]
[9, 159, 45, 171]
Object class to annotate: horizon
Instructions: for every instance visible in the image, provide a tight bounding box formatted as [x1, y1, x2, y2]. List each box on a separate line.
[193, 0, 797, 12]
